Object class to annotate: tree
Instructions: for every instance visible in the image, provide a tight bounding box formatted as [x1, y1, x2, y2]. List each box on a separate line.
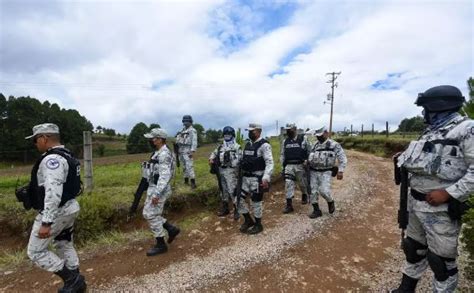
[193, 123, 205, 145]
[397, 116, 425, 133]
[462, 77, 474, 119]
[149, 123, 161, 130]
[205, 129, 222, 143]
[126, 122, 151, 154]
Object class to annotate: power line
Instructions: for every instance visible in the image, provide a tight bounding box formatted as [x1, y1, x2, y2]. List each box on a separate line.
[325, 71, 341, 137]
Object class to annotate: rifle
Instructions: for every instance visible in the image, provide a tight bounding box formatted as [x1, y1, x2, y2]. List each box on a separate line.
[234, 163, 243, 220]
[129, 177, 149, 217]
[173, 142, 180, 168]
[394, 155, 409, 243]
[210, 149, 223, 197]
[305, 164, 311, 199]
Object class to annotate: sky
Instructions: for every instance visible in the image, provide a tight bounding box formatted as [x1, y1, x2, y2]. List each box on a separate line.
[0, 0, 472, 136]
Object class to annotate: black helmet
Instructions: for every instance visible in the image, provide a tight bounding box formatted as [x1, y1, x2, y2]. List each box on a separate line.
[415, 85, 465, 112]
[182, 115, 193, 123]
[223, 126, 235, 137]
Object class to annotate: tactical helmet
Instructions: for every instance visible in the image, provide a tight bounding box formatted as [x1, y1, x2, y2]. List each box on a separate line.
[415, 85, 465, 112]
[223, 126, 235, 137]
[182, 115, 193, 123]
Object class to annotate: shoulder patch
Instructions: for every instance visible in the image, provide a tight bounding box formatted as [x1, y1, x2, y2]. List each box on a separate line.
[45, 158, 60, 170]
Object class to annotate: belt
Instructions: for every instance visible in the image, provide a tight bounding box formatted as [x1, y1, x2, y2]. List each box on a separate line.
[242, 172, 262, 178]
[309, 167, 332, 172]
[411, 189, 427, 201]
[285, 160, 304, 165]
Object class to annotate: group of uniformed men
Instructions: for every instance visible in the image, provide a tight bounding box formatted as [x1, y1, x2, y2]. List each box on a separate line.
[19, 84, 472, 293]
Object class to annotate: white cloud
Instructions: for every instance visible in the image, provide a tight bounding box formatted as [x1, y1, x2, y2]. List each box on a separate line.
[0, 0, 472, 136]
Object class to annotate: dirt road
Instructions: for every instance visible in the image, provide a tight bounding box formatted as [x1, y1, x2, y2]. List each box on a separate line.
[1, 150, 471, 292]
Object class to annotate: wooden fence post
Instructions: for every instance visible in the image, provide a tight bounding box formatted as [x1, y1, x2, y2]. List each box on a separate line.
[386, 121, 389, 138]
[83, 131, 93, 193]
[361, 124, 364, 137]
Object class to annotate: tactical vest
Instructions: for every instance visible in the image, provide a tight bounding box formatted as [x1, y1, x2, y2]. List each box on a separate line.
[309, 140, 337, 169]
[241, 139, 268, 172]
[400, 117, 468, 181]
[217, 145, 238, 168]
[283, 134, 307, 164]
[29, 148, 81, 211]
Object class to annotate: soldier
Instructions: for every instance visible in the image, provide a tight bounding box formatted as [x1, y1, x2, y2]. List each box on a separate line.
[209, 126, 241, 218]
[392, 85, 473, 293]
[175, 115, 198, 189]
[280, 123, 311, 213]
[307, 126, 347, 218]
[142, 128, 181, 256]
[238, 123, 274, 234]
[23, 123, 86, 292]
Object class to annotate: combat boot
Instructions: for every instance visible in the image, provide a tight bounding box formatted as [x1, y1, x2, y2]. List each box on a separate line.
[233, 204, 240, 221]
[217, 201, 230, 217]
[309, 203, 323, 219]
[390, 274, 418, 293]
[163, 222, 180, 244]
[239, 213, 255, 233]
[301, 194, 308, 204]
[282, 198, 294, 214]
[328, 201, 335, 214]
[146, 237, 168, 256]
[184, 177, 189, 185]
[54, 265, 87, 293]
[190, 179, 197, 189]
[247, 217, 263, 234]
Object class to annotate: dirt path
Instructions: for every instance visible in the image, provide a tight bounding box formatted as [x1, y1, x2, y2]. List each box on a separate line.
[1, 151, 472, 292]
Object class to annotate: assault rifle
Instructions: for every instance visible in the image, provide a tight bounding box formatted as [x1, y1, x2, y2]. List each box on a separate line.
[394, 155, 408, 242]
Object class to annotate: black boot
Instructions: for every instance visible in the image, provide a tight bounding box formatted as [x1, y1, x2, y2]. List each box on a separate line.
[146, 237, 168, 256]
[217, 201, 230, 217]
[390, 274, 419, 293]
[190, 178, 197, 189]
[54, 266, 87, 293]
[239, 213, 255, 233]
[309, 203, 322, 219]
[301, 194, 308, 204]
[247, 217, 263, 234]
[282, 198, 294, 214]
[233, 204, 240, 221]
[328, 201, 335, 214]
[184, 177, 189, 185]
[163, 222, 180, 244]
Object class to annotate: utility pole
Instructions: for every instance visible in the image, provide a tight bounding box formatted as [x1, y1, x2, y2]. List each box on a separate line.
[326, 71, 341, 137]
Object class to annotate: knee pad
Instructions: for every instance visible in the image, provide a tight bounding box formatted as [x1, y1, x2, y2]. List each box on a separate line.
[402, 237, 428, 264]
[427, 250, 457, 282]
[251, 192, 263, 202]
[54, 226, 74, 242]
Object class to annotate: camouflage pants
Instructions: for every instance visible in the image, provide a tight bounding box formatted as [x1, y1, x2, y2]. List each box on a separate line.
[403, 210, 460, 292]
[309, 170, 333, 204]
[284, 164, 308, 199]
[143, 187, 171, 238]
[179, 149, 195, 179]
[237, 176, 263, 218]
[27, 211, 80, 272]
[219, 167, 238, 203]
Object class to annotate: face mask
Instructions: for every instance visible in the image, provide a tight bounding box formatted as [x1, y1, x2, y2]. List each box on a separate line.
[183, 122, 191, 128]
[223, 134, 233, 142]
[286, 130, 295, 138]
[317, 136, 326, 143]
[248, 131, 257, 141]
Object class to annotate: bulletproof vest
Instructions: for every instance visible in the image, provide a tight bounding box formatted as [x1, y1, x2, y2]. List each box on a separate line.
[176, 127, 193, 146]
[283, 134, 307, 164]
[145, 152, 161, 185]
[29, 148, 81, 211]
[400, 117, 468, 181]
[309, 140, 337, 169]
[217, 144, 238, 167]
[241, 139, 268, 172]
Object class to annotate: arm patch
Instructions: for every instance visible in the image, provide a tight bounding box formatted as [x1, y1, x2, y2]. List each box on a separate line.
[46, 158, 60, 170]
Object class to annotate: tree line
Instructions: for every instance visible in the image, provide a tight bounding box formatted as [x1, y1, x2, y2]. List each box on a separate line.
[0, 94, 93, 161]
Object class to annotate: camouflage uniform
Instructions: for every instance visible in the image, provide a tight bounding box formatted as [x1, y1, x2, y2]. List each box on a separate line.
[308, 138, 347, 205]
[142, 144, 175, 238]
[238, 124, 274, 224]
[27, 147, 81, 272]
[176, 125, 198, 180]
[209, 140, 241, 204]
[280, 129, 310, 201]
[397, 113, 474, 292]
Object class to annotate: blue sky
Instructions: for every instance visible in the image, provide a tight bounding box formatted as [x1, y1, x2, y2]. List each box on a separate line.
[0, 0, 472, 135]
